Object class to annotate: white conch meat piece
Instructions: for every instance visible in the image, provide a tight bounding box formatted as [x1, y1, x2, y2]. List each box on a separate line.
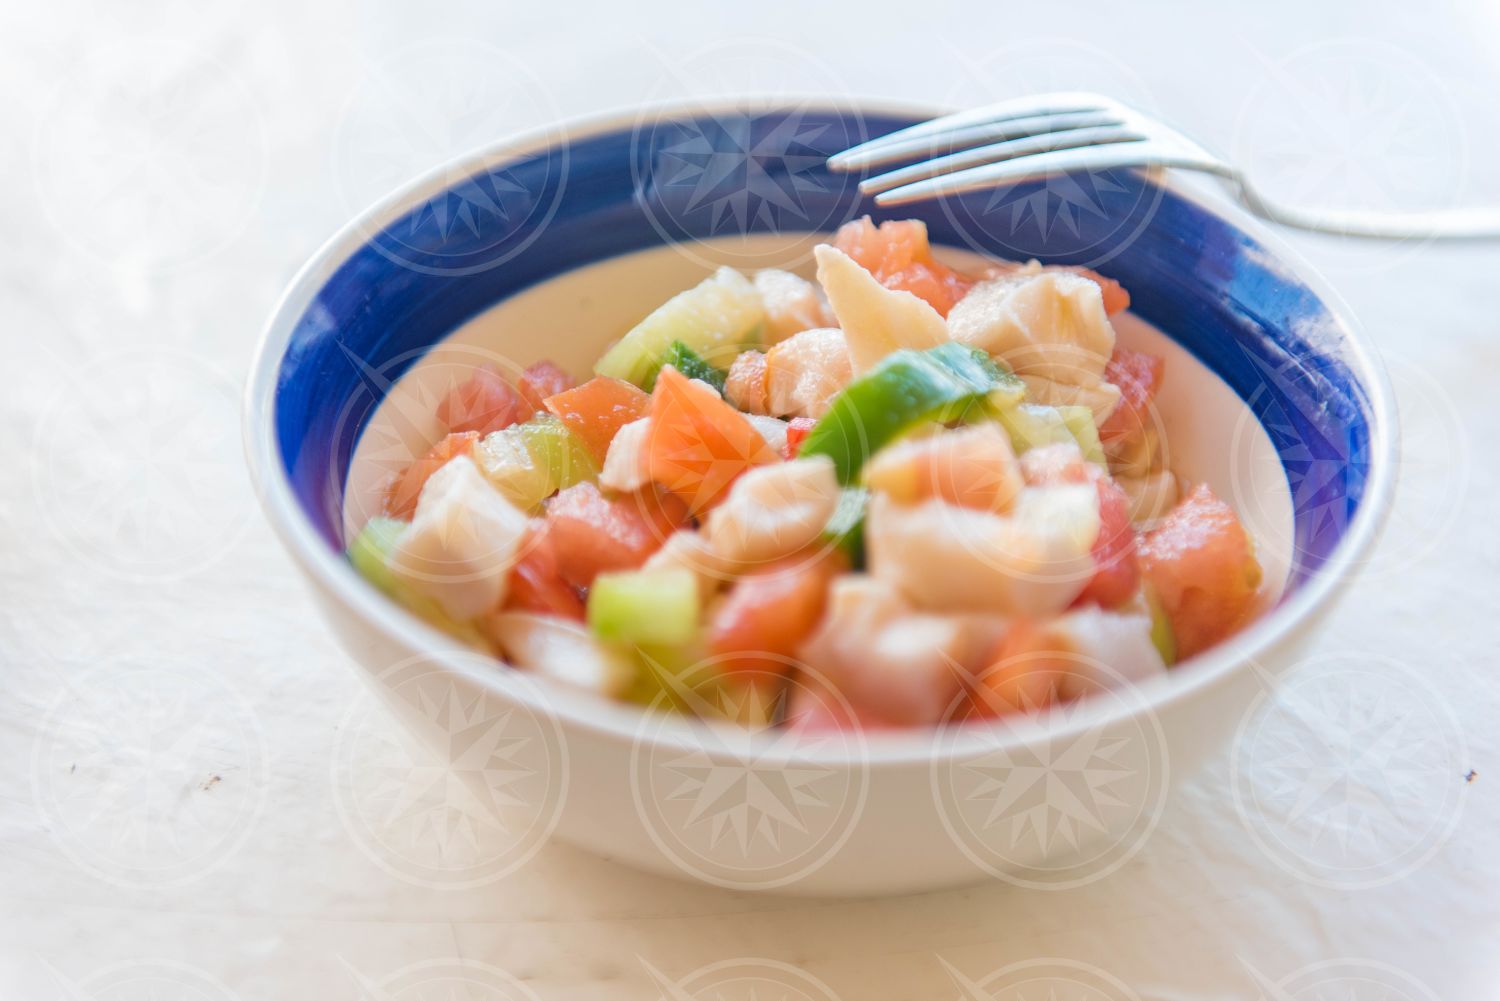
[1019, 373, 1122, 426]
[814, 244, 948, 374]
[744, 414, 791, 455]
[798, 574, 1004, 725]
[705, 455, 841, 565]
[485, 611, 637, 697]
[388, 454, 529, 620]
[643, 528, 740, 601]
[1047, 606, 1167, 699]
[947, 270, 1115, 386]
[864, 485, 1099, 617]
[862, 421, 1024, 514]
[599, 417, 652, 493]
[765, 326, 853, 419]
[753, 268, 836, 342]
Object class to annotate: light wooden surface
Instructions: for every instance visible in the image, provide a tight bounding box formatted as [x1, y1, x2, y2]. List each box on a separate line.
[2, 1, 1497, 998]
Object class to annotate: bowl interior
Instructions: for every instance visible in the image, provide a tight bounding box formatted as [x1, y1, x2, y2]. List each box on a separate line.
[270, 105, 1379, 610]
[340, 236, 1297, 616]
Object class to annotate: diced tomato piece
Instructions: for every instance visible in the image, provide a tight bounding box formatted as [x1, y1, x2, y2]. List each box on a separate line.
[545, 481, 673, 588]
[435, 365, 524, 436]
[962, 620, 1065, 719]
[504, 520, 585, 620]
[618, 485, 692, 539]
[832, 216, 910, 273]
[888, 260, 973, 317]
[1075, 476, 1139, 609]
[1099, 347, 1164, 441]
[644, 365, 779, 514]
[516, 361, 576, 414]
[1139, 484, 1263, 659]
[382, 431, 479, 519]
[707, 553, 843, 677]
[724, 350, 769, 415]
[542, 375, 650, 461]
[784, 417, 816, 460]
[831, 216, 975, 316]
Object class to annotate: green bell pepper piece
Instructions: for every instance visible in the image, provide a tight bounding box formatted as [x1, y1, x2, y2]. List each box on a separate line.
[658, 340, 728, 393]
[1058, 405, 1106, 465]
[820, 487, 870, 567]
[798, 342, 1021, 483]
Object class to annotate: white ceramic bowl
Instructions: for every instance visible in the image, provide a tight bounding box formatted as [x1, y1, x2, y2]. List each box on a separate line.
[246, 99, 1395, 896]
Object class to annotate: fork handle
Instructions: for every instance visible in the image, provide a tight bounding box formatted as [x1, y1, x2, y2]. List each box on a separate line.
[1226, 175, 1500, 241]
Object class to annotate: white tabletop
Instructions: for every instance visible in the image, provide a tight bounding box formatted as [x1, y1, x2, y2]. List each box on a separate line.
[3, 1, 1498, 998]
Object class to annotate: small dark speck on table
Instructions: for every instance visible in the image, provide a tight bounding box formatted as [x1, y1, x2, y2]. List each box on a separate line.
[201, 775, 222, 791]
[1464, 770, 1477, 784]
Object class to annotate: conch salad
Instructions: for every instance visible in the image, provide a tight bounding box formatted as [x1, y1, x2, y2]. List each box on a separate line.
[348, 218, 1264, 730]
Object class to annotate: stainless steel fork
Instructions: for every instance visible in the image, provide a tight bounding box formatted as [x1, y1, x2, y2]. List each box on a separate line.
[828, 92, 1500, 241]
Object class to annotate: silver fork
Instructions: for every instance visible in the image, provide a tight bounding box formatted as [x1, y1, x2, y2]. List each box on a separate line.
[828, 91, 1500, 241]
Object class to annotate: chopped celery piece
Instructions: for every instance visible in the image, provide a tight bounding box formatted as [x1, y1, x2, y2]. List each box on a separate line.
[587, 568, 700, 646]
[521, 414, 598, 491]
[347, 516, 409, 595]
[473, 425, 547, 508]
[658, 340, 727, 393]
[623, 641, 709, 713]
[799, 342, 1011, 483]
[595, 267, 764, 389]
[1057, 405, 1105, 465]
[820, 487, 869, 567]
[993, 403, 1067, 452]
[345, 517, 491, 648]
[623, 644, 777, 726]
[993, 402, 1105, 464]
[473, 414, 598, 512]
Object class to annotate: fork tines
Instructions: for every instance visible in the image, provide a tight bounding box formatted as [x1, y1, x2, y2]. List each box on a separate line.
[828, 91, 1157, 206]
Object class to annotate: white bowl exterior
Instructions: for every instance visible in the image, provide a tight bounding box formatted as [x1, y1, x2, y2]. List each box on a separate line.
[246, 99, 1395, 897]
[300, 551, 1325, 896]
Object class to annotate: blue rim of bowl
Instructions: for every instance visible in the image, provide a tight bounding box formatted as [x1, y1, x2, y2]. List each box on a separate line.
[244, 96, 1397, 765]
